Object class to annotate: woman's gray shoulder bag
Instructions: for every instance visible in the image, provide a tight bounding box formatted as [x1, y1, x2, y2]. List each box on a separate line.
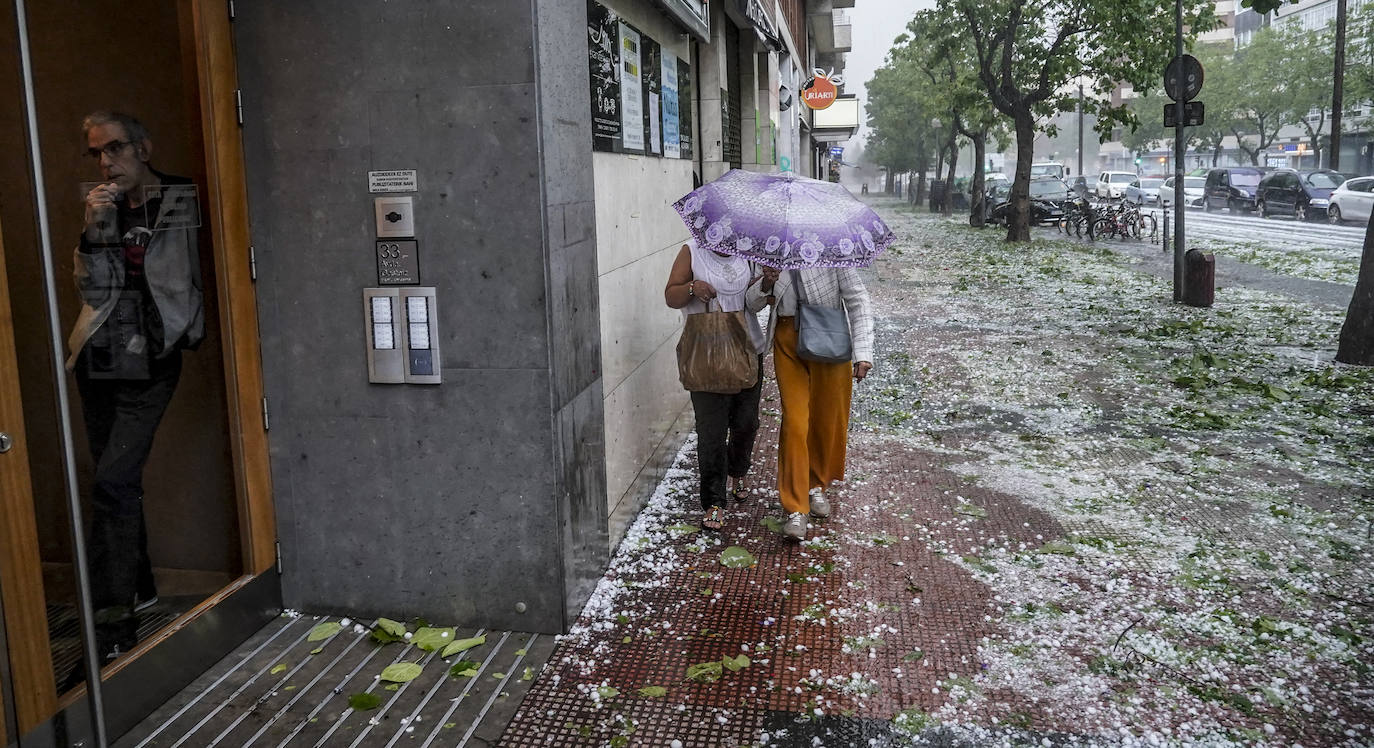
[790, 269, 852, 363]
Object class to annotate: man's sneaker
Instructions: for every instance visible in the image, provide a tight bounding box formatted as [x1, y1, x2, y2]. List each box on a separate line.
[134, 592, 159, 613]
[809, 489, 832, 519]
[783, 512, 807, 541]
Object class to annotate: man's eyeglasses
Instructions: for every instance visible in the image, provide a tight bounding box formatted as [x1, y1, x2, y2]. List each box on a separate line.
[84, 140, 134, 159]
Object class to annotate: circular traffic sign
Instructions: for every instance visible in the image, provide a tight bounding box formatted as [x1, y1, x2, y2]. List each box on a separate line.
[1165, 54, 1204, 102]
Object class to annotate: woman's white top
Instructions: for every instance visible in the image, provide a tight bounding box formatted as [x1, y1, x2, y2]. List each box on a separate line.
[681, 239, 766, 354]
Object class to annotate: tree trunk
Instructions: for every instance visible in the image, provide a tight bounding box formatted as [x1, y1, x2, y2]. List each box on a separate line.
[1335, 209, 1374, 364]
[1007, 112, 1035, 242]
[885, 170, 895, 194]
[944, 132, 959, 217]
[969, 133, 987, 227]
[1212, 145, 1221, 167]
[916, 167, 928, 207]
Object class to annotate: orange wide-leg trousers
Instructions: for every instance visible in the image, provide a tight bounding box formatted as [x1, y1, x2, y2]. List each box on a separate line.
[773, 317, 853, 515]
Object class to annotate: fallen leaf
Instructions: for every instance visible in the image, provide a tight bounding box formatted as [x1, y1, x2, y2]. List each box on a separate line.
[380, 662, 423, 683]
[412, 627, 455, 652]
[442, 634, 487, 658]
[637, 686, 668, 698]
[719, 546, 757, 568]
[307, 622, 342, 642]
[348, 692, 382, 711]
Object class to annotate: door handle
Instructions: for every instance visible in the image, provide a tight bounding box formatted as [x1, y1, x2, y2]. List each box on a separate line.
[0, 432, 11, 453]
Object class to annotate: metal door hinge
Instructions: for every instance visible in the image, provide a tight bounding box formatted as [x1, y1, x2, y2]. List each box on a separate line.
[275, 541, 282, 574]
[261, 396, 270, 431]
[229, 0, 236, 20]
[235, 89, 244, 126]
[249, 245, 257, 281]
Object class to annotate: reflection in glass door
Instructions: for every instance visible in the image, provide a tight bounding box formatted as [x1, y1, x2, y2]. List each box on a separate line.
[1, 0, 276, 743]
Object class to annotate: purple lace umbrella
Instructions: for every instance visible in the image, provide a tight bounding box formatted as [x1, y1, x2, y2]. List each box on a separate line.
[672, 169, 894, 269]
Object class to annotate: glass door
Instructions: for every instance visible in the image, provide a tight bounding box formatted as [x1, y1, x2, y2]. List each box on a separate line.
[0, 1, 276, 744]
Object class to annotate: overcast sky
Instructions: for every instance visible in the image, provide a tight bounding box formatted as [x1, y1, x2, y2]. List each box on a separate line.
[840, 0, 934, 158]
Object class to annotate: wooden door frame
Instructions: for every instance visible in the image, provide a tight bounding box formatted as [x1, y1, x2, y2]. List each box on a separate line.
[3, 0, 276, 732]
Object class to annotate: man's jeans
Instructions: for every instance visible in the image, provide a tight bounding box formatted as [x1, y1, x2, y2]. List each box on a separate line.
[75, 350, 181, 636]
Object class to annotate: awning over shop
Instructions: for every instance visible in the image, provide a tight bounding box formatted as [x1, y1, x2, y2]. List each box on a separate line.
[730, 0, 786, 51]
[810, 95, 859, 143]
[651, 0, 710, 42]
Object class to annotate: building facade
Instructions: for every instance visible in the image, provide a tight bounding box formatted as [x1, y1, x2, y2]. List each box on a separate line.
[0, 0, 853, 744]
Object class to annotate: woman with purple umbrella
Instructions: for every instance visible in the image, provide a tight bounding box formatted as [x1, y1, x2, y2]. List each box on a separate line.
[664, 241, 768, 531]
[748, 265, 873, 541]
[674, 170, 889, 541]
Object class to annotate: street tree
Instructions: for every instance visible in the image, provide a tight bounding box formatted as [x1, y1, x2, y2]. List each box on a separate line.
[946, 0, 1216, 241]
[1336, 214, 1374, 365]
[1276, 23, 1336, 167]
[1224, 27, 1291, 165]
[864, 62, 929, 195]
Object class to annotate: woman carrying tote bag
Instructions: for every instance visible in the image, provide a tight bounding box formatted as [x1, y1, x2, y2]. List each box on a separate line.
[665, 240, 768, 531]
[746, 266, 873, 541]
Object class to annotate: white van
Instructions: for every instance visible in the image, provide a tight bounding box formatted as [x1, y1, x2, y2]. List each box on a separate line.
[1096, 171, 1138, 199]
[1030, 162, 1066, 180]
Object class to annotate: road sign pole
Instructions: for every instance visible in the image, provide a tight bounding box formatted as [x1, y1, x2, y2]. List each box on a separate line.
[1173, 0, 1186, 302]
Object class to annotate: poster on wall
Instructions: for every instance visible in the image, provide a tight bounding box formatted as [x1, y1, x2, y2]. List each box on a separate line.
[678, 57, 693, 160]
[587, 1, 622, 151]
[661, 51, 681, 159]
[641, 37, 663, 156]
[618, 22, 645, 153]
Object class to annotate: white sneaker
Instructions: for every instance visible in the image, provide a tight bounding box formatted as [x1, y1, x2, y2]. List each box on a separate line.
[809, 489, 831, 518]
[783, 512, 807, 541]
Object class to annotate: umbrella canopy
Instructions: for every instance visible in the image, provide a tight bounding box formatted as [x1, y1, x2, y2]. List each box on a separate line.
[672, 169, 894, 269]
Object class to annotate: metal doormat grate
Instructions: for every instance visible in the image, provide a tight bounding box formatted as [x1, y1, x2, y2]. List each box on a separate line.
[113, 615, 552, 748]
[47, 602, 180, 687]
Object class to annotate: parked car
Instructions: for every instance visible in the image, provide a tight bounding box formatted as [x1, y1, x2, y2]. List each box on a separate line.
[1124, 177, 1166, 206]
[988, 177, 1071, 225]
[1159, 176, 1206, 209]
[981, 181, 1012, 224]
[1203, 166, 1269, 213]
[1095, 171, 1138, 199]
[1327, 175, 1374, 225]
[1030, 162, 1066, 180]
[1256, 169, 1347, 221]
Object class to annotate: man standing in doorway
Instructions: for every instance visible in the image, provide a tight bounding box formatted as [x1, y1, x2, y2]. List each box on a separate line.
[67, 111, 204, 662]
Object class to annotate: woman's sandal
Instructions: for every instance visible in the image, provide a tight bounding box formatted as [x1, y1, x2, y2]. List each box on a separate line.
[703, 505, 724, 531]
[730, 478, 750, 504]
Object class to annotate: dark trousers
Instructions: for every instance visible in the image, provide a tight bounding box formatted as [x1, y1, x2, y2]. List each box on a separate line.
[75, 350, 181, 622]
[690, 354, 763, 510]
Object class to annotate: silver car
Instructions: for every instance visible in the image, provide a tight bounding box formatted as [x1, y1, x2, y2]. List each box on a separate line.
[1159, 176, 1206, 209]
[1327, 176, 1374, 225]
[1124, 177, 1165, 205]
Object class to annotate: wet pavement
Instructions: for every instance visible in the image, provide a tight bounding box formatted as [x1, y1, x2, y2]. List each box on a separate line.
[499, 199, 1374, 747]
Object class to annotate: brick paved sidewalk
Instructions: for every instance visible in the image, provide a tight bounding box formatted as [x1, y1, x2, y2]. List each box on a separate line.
[500, 201, 1373, 748]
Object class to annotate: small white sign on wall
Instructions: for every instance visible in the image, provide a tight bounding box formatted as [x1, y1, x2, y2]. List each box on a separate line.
[368, 170, 418, 193]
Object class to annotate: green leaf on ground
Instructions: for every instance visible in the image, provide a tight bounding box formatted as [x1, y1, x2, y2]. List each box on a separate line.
[637, 686, 668, 698]
[270, 664, 288, 675]
[666, 524, 700, 534]
[348, 692, 382, 711]
[372, 618, 407, 643]
[412, 627, 455, 652]
[719, 546, 757, 568]
[310, 647, 323, 655]
[954, 502, 988, 518]
[901, 649, 925, 662]
[522, 666, 536, 681]
[597, 685, 619, 699]
[441, 634, 487, 657]
[448, 659, 480, 678]
[686, 661, 724, 682]
[515, 648, 528, 656]
[307, 622, 342, 642]
[722, 654, 751, 672]
[893, 707, 937, 733]
[962, 555, 998, 574]
[760, 516, 784, 533]
[871, 534, 899, 546]
[384, 683, 399, 691]
[380, 662, 423, 683]
[1038, 540, 1077, 555]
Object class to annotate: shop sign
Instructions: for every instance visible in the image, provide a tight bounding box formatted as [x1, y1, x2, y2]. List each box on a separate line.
[588, 1, 623, 151]
[801, 70, 841, 110]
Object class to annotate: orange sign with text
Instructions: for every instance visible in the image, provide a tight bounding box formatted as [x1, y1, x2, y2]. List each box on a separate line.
[801, 71, 838, 110]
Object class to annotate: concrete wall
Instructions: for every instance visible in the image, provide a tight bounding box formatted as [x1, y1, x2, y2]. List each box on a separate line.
[594, 0, 697, 546]
[235, 0, 605, 634]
